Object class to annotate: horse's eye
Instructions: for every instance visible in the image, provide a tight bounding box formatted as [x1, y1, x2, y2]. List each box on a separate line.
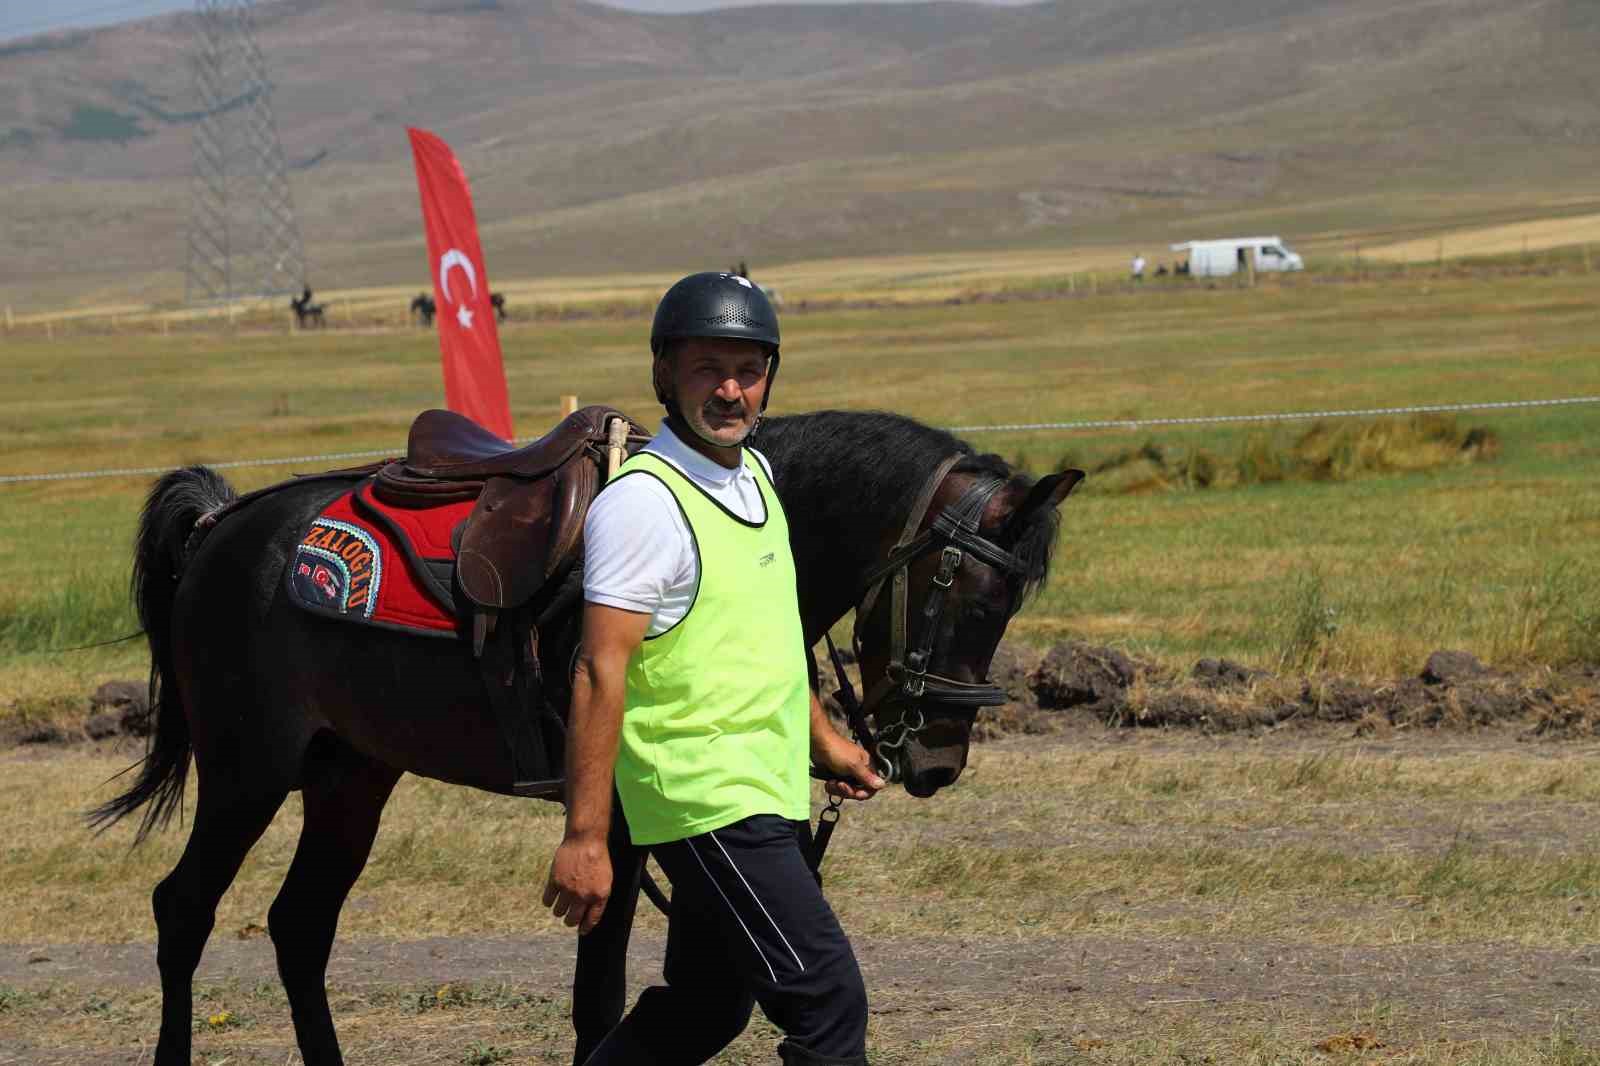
[963, 599, 1004, 624]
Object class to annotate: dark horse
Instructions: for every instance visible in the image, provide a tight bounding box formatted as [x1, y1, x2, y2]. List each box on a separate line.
[410, 293, 436, 326]
[92, 409, 1080, 1066]
[291, 287, 326, 329]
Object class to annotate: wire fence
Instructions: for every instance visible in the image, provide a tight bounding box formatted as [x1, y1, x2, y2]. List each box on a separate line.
[4, 395, 1598, 485]
[944, 395, 1600, 434]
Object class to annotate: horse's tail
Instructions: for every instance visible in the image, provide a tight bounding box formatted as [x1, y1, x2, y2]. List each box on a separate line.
[88, 466, 237, 843]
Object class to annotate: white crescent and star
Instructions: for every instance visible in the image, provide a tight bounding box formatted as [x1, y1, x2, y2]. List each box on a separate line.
[438, 248, 479, 329]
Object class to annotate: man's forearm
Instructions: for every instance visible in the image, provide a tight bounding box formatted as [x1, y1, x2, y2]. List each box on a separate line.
[564, 654, 625, 841]
[809, 690, 840, 759]
[810, 689, 862, 763]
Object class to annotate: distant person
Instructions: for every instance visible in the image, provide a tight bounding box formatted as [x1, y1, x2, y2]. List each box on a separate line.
[738, 259, 749, 278]
[1131, 254, 1146, 282]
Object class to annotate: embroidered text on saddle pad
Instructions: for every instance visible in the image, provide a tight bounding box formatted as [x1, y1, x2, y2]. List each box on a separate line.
[286, 483, 472, 637]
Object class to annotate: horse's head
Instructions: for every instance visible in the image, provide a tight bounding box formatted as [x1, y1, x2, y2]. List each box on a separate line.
[853, 462, 1082, 797]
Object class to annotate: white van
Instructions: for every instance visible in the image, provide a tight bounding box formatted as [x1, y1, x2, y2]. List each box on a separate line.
[1170, 237, 1304, 277]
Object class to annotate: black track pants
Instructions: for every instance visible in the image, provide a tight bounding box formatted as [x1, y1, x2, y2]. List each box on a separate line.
[580, 814, 868, 1065]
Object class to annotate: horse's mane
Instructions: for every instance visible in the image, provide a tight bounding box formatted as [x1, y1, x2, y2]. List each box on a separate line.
[757, 410, 1060, 600]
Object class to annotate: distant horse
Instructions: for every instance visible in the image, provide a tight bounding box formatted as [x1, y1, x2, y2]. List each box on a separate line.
[490, 292, 507, 323]
[410, 293, 436, 326]
[94, 409, 1080, 1066]
[290, 288, 326, 329]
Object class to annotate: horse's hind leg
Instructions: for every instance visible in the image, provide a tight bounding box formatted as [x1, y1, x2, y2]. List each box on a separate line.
[153, 774, 288, 1066]
[268, 736, 400, 1066]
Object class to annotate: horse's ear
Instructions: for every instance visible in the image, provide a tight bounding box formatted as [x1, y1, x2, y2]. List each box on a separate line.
[1003, 468, 1085, 538]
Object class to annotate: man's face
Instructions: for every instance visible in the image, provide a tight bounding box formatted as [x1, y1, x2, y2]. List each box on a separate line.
[658, 337, 771, 447]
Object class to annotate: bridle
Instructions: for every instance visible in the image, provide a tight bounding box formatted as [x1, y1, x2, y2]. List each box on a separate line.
[658, 455, 1033, 906]
[824, 455, 1030, 785]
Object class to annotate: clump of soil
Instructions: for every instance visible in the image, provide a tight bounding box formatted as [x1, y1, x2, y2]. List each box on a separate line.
[970, 643, 1600, 740]
[7, 646, 1600, 753]
[0, 680, 150, 748]
[1029, 641, 1149, 715]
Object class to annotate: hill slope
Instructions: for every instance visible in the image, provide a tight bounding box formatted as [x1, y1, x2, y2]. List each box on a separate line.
[2, 0, 1597, 307]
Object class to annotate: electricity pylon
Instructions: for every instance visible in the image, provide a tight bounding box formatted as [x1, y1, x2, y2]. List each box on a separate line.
[183, 0, 306, 304]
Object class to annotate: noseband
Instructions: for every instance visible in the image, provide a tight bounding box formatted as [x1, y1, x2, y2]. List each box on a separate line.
[826, 455, 1029, 782]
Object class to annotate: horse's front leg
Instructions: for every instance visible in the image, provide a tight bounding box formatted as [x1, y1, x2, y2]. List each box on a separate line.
[570, 796, 646, 1065]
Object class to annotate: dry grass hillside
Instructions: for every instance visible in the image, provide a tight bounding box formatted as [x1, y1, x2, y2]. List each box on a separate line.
[2, 0, 1599, 308]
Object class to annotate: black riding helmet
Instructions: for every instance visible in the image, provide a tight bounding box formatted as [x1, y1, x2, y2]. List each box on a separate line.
[650, 272, 781, 411]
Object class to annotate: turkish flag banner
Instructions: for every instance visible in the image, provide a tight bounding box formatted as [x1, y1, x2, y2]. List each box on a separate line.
[407, 127, 514, 440]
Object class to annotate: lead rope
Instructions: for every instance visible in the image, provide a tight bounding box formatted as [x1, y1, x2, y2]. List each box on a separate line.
[809, 631, 878, 881]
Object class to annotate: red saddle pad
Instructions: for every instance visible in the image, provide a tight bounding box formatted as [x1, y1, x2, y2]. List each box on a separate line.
[286, 480, 474, 636]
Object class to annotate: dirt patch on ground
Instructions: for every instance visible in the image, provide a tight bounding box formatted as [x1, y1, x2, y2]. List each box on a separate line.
[1, 933, 1595, 1064]
[7, 933, 1593, 1026]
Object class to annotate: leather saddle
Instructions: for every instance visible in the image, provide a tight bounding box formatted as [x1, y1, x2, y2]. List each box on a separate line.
[375, 405, 650, 614]
[370, 405, 650, 799]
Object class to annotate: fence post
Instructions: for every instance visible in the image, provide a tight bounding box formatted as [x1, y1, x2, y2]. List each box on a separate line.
[560, 394, 579, 418]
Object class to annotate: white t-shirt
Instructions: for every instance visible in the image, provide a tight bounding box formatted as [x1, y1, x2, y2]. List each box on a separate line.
[583, 420, 774, 636]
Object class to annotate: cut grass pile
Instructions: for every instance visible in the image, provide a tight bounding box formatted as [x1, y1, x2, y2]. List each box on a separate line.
[1062, 414, 1498, 495]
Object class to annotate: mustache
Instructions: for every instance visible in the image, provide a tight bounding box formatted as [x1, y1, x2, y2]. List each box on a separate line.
[703, 398, 746, 417]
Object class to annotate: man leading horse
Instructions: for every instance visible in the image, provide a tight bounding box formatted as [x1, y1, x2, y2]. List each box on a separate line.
[543, 272, 884, 1066]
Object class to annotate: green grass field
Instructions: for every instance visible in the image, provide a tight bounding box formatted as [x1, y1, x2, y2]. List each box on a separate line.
[4, 256, 1600, 1063]
[3, 264, 1600, 714]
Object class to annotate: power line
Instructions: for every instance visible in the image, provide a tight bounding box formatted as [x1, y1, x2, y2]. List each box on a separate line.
[3, 395, 1596, 486]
